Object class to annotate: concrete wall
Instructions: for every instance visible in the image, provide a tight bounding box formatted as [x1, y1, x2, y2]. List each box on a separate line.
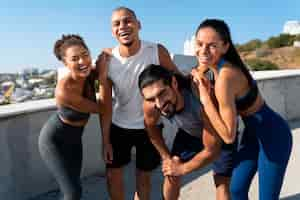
[0, 101, 105, 200]
[1, 55, 300, 199]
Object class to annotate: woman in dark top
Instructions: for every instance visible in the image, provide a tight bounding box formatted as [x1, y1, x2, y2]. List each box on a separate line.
[192, 19, 292, 200]
[38, 34, 107, 200]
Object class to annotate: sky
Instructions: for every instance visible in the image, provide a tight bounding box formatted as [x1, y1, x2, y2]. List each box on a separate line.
[1, 0, 299, 73]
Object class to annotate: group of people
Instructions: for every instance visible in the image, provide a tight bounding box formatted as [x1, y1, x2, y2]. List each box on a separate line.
[38, 6, 293, 200]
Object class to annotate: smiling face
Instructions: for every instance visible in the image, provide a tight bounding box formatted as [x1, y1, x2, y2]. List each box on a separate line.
[142, 79, 179, 118]
[111, 9, 140, 47]
[195, 27, 229, 68]
[62, 45, 92, 78]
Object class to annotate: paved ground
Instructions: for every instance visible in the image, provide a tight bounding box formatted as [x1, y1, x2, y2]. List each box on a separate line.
[32, 120, 300, 200]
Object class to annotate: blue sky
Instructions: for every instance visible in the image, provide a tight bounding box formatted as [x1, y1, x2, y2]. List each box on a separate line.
[1, 0, 299, 73]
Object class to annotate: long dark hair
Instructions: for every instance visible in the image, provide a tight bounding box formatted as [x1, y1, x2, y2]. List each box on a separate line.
[195, 19, 253, 83]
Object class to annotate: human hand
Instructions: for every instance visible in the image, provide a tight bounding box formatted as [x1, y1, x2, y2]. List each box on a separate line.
[102, 142, 113, 164]
[96, 50, 111, 79]
[162, 156, 185, 176]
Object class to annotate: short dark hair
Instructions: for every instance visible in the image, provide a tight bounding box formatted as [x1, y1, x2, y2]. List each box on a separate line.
[112, 6, 137, 19]
[138, 64, 173, 91]
[54, 34, 89, 61]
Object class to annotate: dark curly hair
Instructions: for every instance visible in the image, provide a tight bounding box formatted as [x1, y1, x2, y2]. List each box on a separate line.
[54, 34, 89, 61]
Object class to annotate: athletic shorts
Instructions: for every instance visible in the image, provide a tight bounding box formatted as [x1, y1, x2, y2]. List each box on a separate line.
[171, 129, 235, 177]
[106, 123, 161, 171]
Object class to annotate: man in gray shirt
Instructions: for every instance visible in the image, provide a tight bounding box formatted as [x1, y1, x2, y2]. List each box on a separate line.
[139, 64, 222, 200]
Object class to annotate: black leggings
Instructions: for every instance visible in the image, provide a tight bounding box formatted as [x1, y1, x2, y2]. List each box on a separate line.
[38, 114, 84, 200]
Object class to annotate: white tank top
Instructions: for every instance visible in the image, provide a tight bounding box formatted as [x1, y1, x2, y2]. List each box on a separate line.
[108, 40, 159, 129]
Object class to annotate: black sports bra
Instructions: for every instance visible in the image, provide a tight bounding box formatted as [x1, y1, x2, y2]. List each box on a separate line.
[57, 74, 96, 121]
[57, 106, 90, 121]
[216, 59, 259, 111]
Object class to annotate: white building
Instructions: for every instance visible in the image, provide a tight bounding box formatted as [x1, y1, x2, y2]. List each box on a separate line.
[183, 35, 196, 56]
[283, 21, 300, 35]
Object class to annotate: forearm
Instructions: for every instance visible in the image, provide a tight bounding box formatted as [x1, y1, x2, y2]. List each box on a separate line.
[202, 100, 234, 144]
[78, 98, 102, 114]
[182, 149, 219, 175]
[98, 79, 113, 143]
[99, 111, 112, 144]
[59, 97, 100, 114]
[98, 96, 112, 144]
[146, 125, 171, 160]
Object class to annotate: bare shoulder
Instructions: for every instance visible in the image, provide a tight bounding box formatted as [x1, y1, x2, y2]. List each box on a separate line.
[56, 76, 70, 92]
[220, 62, 241, 76]
[102, 48, 113, 55]
[55, 77, 71, 102]
[157, 43, 179, 72]
[157, 43, 169, 54]
[217, 63, 242, 85]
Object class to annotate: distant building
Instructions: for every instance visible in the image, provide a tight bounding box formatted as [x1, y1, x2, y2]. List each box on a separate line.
[183, 35, 196, 56]
[283, 21, 300, 35]
[294, 41, 300, 47]
[0, 68, 57, 105]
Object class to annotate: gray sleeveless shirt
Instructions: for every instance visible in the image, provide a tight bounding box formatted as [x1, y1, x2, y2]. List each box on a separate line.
[164, 88, 203, 138]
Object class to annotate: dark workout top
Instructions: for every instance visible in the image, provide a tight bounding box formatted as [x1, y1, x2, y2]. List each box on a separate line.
[162, 88, 204, 139]
[216, 59, 258, 111]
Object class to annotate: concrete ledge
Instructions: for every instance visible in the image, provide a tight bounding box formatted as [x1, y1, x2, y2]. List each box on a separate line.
[0, 99, 56, 119]
[253, 69, 300, 80]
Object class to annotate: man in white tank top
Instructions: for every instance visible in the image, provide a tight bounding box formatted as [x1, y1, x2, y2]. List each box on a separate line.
[97, 7, 179, 200]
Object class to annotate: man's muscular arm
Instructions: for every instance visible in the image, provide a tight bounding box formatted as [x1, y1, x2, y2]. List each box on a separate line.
[143, 101, 171, 160]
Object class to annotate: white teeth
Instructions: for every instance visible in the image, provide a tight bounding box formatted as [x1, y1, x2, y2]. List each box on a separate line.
[79, 66, 88, 70]
[120, 32, 130, 37]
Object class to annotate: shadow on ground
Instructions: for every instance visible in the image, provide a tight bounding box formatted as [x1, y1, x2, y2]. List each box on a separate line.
[31, 162, 212, 200]
[281, 193, 300, 200]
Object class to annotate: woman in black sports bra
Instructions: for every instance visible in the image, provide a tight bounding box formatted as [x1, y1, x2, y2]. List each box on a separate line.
[192, 19, 292, 200]
[38, 34, 108, 200]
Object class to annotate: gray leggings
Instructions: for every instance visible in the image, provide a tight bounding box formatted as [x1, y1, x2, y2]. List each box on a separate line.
[38, 114, 84, 200]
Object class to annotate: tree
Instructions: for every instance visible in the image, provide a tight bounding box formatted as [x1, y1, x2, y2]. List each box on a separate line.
[236, 39, 262, 52]
[266, 34, 295, 48]
[245, 58, 279, 71]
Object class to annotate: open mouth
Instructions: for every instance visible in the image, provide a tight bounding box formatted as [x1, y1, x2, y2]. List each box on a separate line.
[161, 102, 173, 115]
[198, 56, 211, 64]
[119, 31, 131, 38]
[78, 65, 89, 73]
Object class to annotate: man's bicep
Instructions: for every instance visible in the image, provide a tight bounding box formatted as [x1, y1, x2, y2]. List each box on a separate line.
[158, 44, 179, 73]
